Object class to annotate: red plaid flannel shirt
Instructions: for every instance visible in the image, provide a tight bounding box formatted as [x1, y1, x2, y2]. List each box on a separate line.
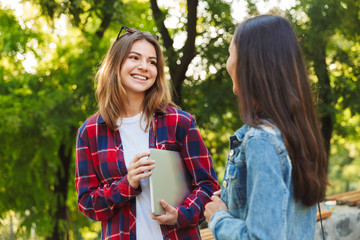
[75, 106, 220, 239]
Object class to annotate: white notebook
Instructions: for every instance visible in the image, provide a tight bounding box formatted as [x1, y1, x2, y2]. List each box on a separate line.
[149, 149, 192, 215]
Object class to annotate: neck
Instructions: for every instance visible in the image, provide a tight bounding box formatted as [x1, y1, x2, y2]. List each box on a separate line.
[123, 94, 144, 118]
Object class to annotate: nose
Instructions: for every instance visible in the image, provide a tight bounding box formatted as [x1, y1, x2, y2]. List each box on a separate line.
[137, 59, 148, 71]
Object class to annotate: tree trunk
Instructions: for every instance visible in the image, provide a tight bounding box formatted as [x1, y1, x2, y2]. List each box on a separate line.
[150, 0, 198, 106]
[313, 45, 333, 159]
[47, 130, 74, 240]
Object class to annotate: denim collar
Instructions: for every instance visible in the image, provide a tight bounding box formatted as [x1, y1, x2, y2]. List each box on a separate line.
[234, 125, 250, 141]
[231, 122, 281, 148]
[232, 123, 285, 154]
[229, 125, 249, 149]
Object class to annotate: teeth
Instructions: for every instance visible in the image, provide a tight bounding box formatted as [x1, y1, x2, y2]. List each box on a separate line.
[133, 75, 146, 80]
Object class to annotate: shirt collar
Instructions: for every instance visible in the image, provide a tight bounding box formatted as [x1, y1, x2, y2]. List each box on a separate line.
[97, 114, 105, 124]
[96, 108, 166, 124]
[154, 108, 166, 117]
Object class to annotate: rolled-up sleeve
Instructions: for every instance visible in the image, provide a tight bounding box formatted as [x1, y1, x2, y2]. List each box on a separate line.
[75, 124, 141, 221]
[176, 114, 220, 228]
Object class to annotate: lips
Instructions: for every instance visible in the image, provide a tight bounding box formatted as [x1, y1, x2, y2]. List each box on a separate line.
[131, 74, 147, 80]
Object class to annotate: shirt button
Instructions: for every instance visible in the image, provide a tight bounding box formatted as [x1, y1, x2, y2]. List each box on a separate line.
[223, 180, 227, 188]
[229, 149, 234, 157]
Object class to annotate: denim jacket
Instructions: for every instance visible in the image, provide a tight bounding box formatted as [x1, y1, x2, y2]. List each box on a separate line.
[209, 124, 317, 240]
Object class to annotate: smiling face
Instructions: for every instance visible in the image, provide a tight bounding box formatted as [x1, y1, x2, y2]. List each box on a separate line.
[120, 39, 158, 98]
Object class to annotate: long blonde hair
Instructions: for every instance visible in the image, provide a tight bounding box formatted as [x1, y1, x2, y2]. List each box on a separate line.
[95, 31, 174, 131]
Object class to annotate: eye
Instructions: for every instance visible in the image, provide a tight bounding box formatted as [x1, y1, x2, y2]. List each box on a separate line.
[149, 60, 157, 66]
[128, 55, 139, 60]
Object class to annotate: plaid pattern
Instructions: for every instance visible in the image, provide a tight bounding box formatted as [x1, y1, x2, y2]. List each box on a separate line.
[75, 106, 220, 240]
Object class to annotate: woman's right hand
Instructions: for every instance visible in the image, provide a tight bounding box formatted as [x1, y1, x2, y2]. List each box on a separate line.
[204, 195, 228, 223]
[212, 189, 222, 197]
[127, 151, 155, 189]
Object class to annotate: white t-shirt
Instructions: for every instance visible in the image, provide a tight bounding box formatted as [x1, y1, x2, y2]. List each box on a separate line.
[118, 113, 163, 240]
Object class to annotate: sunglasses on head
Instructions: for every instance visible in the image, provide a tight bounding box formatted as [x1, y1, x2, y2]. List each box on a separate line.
[116, 26, 159, 41]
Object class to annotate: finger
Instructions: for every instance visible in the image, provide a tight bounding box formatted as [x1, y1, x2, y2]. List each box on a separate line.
[129, 159, 155, 175]
[131, 152, 151, 164]
[133, 164, 155, 175]
[151, 212, 165, 221]
[160, 200, 176, 213]
[131, 170, 153, 182]
[133, 158, 155, 170]
[152, 214, 161, 221]
[154, 214, 172, 225]
[204, 210, 210, 223]
[211, 195, 220, 201]
[128, 167, 154, 182]
[213, 189, 222, 196]
[138, 158, 155, 167]
[205, 201, 214, 211]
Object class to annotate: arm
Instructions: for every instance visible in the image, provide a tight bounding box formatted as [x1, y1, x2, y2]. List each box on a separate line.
[209, 137, 289, 239]
[75, 127, 142, 221]
[176, 115, 220, 228]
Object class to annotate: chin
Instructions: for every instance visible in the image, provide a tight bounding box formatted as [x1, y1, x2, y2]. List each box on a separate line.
[233, 88, 239, 95]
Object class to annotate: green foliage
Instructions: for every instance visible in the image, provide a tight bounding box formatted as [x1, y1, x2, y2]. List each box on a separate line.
[0, 2, 102, 238]
[182, 0, 240, 179]
[0, 10, 54, 238]
[288, 0, 360, 194]
[331, 39, 360, 117]
[1, 0, 360, 238]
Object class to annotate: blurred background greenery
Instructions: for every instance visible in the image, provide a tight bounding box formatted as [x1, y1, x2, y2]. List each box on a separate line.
[0, 0, 359, 239]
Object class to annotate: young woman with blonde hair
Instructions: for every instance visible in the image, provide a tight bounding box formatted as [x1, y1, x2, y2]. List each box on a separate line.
[75, 27, 219, 240]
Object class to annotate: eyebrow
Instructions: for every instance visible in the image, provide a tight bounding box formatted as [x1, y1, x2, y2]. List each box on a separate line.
[129, 51, 157, 60]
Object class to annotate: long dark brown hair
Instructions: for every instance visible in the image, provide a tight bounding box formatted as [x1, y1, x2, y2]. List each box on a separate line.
[233, 15, 328, 206]
[95, 31, 174, 131]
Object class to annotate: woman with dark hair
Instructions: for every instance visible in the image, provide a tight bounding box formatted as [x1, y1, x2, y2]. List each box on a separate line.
[204, 15, 328, 239]
[75, 27, 220, 240]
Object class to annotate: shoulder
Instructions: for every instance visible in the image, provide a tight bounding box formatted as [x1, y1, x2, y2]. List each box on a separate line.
[77, 113, 103, 139]
[162, 106, 195, 125]
[242, 125, 292, 178]
[243, 124, 287, 155]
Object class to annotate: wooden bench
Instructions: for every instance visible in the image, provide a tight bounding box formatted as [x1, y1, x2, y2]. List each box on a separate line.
[317, 210, 332, 220]
[200, 228, 214, 240]
[326, 190, 360, 207]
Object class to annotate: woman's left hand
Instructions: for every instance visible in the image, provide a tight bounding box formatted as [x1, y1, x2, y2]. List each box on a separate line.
[152, 200, 178, 225]
[204, 195, 228, 223]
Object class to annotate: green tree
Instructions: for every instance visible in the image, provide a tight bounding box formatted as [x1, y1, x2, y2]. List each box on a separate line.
[2, 0, 359, 238]
[150, 0, 238, 176]
[287, 0, 360, 195]
[289, 0, 360, 157]
[0, 2, 108, 238]
[1, 0, 236, 238]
